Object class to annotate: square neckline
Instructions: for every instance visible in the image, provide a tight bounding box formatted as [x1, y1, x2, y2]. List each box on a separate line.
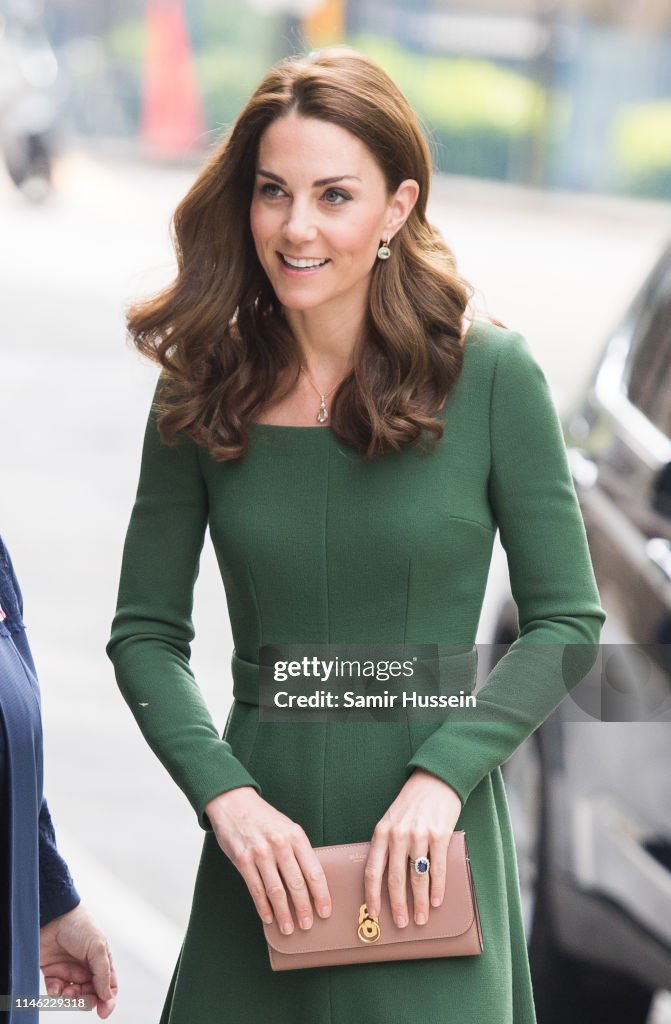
[251, 319, 478, 432]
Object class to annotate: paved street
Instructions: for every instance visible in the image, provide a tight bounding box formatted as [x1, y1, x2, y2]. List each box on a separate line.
[1, 149, 670, 1022]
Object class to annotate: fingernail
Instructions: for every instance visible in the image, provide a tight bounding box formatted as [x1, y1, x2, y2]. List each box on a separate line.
[318, 904, 331, 918]
[301, 916, 312, 930]
[263, 914, 273, 924]
[415, 912, 426, 925]
[396, 915, 408, 928]
[281, 922, 294, 935]
[368, 906, 377, 918]
[431, 896, 442, 907]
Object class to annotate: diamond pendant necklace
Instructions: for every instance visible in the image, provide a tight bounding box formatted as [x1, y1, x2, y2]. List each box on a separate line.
[300, 364, 345, 424]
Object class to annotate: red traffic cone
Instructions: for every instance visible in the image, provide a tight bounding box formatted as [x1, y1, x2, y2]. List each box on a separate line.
[140, 0, 206, 157]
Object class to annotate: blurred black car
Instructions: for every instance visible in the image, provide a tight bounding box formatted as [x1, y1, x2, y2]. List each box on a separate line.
[488, 242, 671, 1024]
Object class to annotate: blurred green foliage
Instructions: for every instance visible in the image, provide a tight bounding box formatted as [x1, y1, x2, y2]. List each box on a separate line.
[187, 2, 281, 130]
[107, 4, 280, 137]
[349, 35, 544, 179]
[351, 35, 543, 133]
[107, 18, 144, 66]
[103, 11, 670, 198]
[105, 14, 544, 179]
[611, 100, 671, 198]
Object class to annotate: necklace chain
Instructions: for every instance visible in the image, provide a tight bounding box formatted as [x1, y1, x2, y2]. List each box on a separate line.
[300, 364, 345, 424]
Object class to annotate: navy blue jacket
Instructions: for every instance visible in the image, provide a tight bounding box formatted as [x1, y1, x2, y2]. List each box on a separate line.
[0, 536, 79, 1022]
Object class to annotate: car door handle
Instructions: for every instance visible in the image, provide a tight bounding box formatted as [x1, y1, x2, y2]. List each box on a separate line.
[646, 538, 671, 583]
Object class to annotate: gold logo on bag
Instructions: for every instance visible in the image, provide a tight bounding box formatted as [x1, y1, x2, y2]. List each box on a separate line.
[358, 904, 381, 943]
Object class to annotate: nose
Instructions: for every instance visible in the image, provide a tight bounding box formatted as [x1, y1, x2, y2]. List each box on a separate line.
[281, 199, 318, 245]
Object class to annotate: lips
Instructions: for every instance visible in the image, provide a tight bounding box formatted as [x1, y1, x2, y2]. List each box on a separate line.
[279, 253, 330, 270]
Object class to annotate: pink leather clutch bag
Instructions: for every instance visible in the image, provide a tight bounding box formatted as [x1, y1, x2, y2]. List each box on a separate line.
[263, 830, 483, 971]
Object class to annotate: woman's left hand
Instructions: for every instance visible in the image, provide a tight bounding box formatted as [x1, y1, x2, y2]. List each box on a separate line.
[364, 768, 462, 928]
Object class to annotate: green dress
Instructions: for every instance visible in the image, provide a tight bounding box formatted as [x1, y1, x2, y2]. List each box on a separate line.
[107, 319, 606, 1024]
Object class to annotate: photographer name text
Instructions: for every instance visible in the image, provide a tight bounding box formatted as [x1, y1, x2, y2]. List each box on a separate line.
[273, 689, 477, 709]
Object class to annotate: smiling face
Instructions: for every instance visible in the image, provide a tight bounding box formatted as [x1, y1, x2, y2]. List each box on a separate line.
[249, 112, 416, 324]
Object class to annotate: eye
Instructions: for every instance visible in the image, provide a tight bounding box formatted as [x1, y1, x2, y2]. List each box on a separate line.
[259, 182, 286, 198]
[322, 188, 351, 205]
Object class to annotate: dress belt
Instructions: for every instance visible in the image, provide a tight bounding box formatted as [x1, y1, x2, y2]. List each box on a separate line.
[231, 644, 478, 708]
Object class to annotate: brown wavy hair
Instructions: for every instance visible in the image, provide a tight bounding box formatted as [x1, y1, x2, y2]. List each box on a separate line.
[128, 47, 475, 460]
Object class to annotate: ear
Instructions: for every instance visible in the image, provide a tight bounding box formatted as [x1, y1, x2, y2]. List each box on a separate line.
[383, 178, 420, 239]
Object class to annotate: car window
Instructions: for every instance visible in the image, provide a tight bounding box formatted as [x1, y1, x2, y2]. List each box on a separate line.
[625, 285, 671, 440]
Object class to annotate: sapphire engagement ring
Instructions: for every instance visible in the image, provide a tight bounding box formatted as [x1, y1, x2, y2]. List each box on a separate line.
[410, 855, 430, 876]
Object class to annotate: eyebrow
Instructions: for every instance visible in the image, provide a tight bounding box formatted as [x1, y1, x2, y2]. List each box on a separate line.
[257, 169, 361, 187]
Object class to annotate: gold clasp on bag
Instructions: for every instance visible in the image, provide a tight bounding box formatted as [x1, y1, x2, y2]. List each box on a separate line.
[358, 904, 381, 943]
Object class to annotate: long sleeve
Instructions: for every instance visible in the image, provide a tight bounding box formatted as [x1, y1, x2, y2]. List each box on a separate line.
[406, 331, 607, 806]
[0, 541, 78, 937]
[106, 391, 261, 829]
[38, 798, 80, 927]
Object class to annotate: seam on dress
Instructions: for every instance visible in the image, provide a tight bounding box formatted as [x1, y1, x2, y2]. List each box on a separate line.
[321, 438, 332, 848]
[403, 557, 414, 761]
[325, 430, 332, 643]
[487, 336, 506, 525]
[327, 960, 334, 1024]
[244, 558, 263, 766]
[488, 336, 504, 470]
[245, 558, 265, 643]
[194, 435, 211, 517]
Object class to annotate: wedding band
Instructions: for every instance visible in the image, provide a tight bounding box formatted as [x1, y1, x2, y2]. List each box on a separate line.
[409, 855, 430, 876]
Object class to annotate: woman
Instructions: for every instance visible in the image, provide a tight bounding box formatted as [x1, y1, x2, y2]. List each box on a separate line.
[107, 48, 606, 1023]
[0, 535, 117, 1021]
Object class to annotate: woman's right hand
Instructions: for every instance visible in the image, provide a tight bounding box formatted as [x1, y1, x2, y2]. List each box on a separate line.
[204, 786, 332, 934]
